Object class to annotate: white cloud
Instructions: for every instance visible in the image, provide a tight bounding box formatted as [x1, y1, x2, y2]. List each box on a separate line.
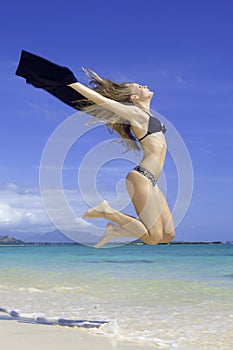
[0, 184, 53, 233]
[0, 181, 136, 239]
[0, 183, 89, 234]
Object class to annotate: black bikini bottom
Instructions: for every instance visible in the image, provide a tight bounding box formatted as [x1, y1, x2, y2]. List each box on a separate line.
[133, 166, 157, 187]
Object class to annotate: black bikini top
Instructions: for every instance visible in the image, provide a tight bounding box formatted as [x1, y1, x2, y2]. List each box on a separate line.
[138, 112, 166, 142]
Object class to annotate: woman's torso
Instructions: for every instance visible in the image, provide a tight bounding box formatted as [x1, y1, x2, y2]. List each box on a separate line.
[131, 114, 167, 177]
[139, 132, 167, 178]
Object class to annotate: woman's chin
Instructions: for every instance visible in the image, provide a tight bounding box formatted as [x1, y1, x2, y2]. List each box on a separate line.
[148, 91, 154, 99]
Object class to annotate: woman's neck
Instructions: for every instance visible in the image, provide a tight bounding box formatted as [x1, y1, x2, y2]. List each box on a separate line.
[136, 101, 151, 114]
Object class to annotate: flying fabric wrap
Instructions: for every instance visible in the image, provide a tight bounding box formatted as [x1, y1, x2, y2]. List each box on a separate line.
[15, 50, 93, 110]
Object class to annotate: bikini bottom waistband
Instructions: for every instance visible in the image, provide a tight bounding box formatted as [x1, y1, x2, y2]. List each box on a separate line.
[133, 166, 157, 187]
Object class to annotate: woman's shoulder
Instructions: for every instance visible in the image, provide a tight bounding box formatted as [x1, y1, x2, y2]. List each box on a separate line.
[122, 105, 149, 133]
[128, 105, 150, 125]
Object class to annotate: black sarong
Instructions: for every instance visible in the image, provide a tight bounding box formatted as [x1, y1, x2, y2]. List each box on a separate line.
[15, 50, 92, 110]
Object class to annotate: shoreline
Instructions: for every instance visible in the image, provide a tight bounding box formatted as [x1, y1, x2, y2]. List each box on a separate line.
[0, 320, 156, 350]
[0, 241, 232, 247]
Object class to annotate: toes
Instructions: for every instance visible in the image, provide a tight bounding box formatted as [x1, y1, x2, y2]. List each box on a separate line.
[94, 241, 104, 249]
[82, 211, 89, 218]
[82, 209, 93, 218]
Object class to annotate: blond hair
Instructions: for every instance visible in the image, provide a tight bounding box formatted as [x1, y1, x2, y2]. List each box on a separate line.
[81, 68, 140, 151]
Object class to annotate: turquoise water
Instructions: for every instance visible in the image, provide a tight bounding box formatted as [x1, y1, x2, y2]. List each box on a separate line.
[1, 243, 233, 349]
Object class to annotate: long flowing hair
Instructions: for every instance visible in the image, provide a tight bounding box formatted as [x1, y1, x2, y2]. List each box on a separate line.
[80, 68, 140, 151]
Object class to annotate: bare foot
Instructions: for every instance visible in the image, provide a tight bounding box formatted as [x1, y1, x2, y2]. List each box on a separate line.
[82, 200, 114, 219]
[94, 223, 120, 249]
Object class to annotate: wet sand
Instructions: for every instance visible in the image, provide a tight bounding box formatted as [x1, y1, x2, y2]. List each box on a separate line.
[0, 320, 156, 350]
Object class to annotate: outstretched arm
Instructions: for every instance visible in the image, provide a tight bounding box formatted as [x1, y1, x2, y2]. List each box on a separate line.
[15, 50, 145, 125]
[68, 82, 144, 125]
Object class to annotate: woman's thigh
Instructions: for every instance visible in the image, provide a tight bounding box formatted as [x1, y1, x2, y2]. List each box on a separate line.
[155, 186, 175, 239]
[126, 171, 164, 235]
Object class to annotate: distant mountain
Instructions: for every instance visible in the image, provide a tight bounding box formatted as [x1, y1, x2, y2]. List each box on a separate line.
[20, 230, 74, 243]
[0, 235, 24, 245]
[13, 230, 99, 244]
[1, 231, 74, 244]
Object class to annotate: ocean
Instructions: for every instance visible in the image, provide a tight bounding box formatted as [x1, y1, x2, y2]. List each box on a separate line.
[0, 243, 233, 349]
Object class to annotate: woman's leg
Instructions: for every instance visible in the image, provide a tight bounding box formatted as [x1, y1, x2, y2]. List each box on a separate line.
[124, 171, 165, 244]
[83, 170, 165, 245]
[83, 199, 148, 239]
[94, 223, 137, 248]
[154, 186, 175, 243]
[92, 185, 175, 248]
[93, 190, 175, 248]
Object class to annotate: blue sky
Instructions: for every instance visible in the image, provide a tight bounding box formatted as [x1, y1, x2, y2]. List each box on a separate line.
[0, 0, 233, 242]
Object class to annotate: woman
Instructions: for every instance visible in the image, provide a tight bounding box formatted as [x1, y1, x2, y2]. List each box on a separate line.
[16, 50, 175, 248]
[69, 75, 175, 248]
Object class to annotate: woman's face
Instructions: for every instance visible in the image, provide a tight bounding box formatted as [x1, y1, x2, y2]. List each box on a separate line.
[129, 83, 154, 102]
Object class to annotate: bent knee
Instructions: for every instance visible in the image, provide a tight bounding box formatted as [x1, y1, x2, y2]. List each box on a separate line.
[147, 227, 164, 245]
[169, 230, 176, 241]
[147, 228, 175, 245]
[163, 230, 175, 243]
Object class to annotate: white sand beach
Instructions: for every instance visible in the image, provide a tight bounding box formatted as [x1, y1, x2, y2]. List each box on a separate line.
[0, 320, 156, 350]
